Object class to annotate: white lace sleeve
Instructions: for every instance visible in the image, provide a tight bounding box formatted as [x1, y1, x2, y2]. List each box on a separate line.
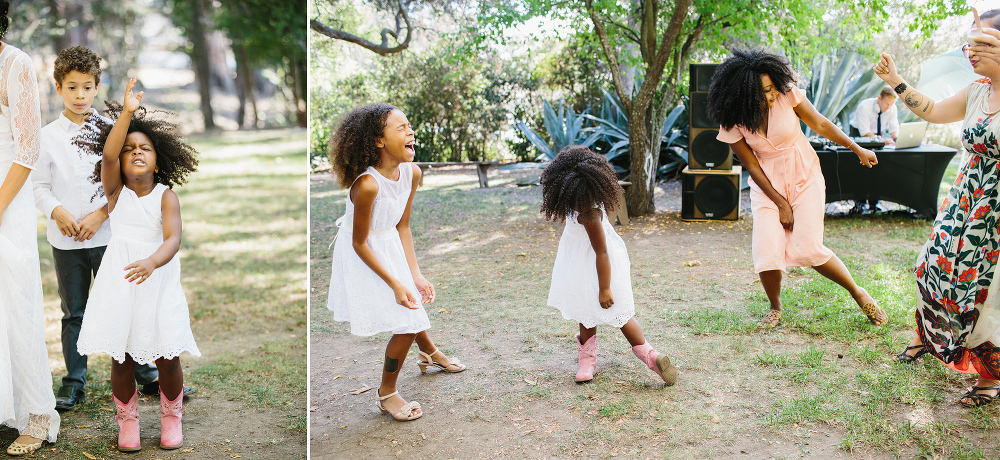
[1, 50, 40, 169]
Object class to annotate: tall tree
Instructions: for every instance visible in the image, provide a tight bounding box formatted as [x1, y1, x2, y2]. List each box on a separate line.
[186, 0, 217, 130]
[484, 0, 968, 216]
[310, 0, 413, 55]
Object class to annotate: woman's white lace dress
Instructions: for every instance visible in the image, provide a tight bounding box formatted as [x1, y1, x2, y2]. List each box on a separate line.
[0, 44, 59, 442]
[327, 164, 431, 337]
[77, 184, 200, 364]
[548, 209, 635, 328]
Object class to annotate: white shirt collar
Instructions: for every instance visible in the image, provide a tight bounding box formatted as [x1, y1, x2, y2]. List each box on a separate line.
[56, 107, 97, 132]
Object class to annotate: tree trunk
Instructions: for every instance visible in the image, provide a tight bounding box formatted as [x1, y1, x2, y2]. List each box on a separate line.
[291, 55, 306, 128]
[232, 42, 257, 129]
[626, 102, 658, 215]
[188, 0, 217, 131]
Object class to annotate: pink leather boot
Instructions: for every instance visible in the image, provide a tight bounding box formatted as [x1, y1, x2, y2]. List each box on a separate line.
[631, 342, 678, 385]
[113, 391, 141, 452]
[159, 389, 184, 449]
[575, 334, 597, 383]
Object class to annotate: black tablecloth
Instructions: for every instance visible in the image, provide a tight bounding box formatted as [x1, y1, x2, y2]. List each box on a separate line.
[815, 144, 958, 217]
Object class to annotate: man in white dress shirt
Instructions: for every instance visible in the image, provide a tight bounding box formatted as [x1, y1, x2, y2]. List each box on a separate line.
[32, 46, 158, 411]
[850, 85, 899, 145]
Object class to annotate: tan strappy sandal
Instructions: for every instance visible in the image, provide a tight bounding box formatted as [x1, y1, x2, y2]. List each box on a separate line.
[417, 348, 466, 374]
[6, 437, 43, 456]
[375, 391, 422, 421]
[860, 301, 888, 326]
[759, 309, 781, 328]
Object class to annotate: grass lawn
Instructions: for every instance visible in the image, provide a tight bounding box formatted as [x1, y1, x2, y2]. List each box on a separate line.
[2, 127, 308, 459]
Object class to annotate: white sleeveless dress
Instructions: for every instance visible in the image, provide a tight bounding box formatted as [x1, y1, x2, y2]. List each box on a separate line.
[548, 209, 635, 328]
[327, 163, 431, 337]
[77, 184, 201, 365]
[0, 44, 59, 443]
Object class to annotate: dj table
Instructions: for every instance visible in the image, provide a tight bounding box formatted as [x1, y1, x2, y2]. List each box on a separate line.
[815, 144, 959, 217]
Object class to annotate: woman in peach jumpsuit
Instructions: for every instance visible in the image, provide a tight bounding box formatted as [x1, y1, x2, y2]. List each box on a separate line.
[707, 49, 887, 328]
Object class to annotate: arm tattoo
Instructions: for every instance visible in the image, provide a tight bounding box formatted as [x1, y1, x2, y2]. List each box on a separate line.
[923, 101, 931, 113]
[904, 92, 922, 109]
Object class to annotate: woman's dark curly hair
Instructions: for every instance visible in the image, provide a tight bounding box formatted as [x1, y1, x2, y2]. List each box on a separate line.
[75, 101, 199, 191]
[540, 146, 621, 222]
[707, 49, 797, 133]
[330, 103, 397, 189]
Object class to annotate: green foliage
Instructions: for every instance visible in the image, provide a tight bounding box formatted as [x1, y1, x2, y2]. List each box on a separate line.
[311, 41, 538, 166]
[804, 51, 885, 136]
[212, 0, 306, 67]
[516, 100, 601, 160]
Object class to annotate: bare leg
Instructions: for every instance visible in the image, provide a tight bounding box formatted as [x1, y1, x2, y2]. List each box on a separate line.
[579, 324, 597, 344]
[414, 330, 456, 367]
[111, 354, 138, 403]
[759, 270, 783, 326]
[618, 318, 645, 347]
[154, 357, 183, 400]
[379, 333, 419, 417]
[812, 255, 885, 325]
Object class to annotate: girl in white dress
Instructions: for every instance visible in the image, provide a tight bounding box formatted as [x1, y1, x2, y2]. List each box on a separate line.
[0, 21, 60, 455]
[75, 78, 200, 451]
[327, 103, 465, 422]
[542, 146, 677, 385]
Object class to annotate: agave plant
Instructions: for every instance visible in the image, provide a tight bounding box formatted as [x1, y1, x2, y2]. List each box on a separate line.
[805, 51, 885, 136]
[515, 100, 602, 161]
[585, 88, 689, 177]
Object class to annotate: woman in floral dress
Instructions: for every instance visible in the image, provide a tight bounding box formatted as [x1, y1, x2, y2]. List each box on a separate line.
[876, 11, 1000, 406]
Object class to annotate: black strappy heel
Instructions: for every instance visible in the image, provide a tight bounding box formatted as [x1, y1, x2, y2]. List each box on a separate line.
[893, 344, 927, 363]
[960, 386, 1000, 408]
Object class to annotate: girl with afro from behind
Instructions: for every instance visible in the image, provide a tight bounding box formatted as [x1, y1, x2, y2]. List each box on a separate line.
[74, 78, 200, 452]
[542, 146, 677, 385]
[327, 103, 465, 422]
[707, 49, 885, 329]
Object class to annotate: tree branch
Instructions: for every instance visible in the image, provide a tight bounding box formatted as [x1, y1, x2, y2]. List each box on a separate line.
[636, 0, 693, 104]
[586, 0, 632, 112]
[310, 0, 412, 56]
[605, 18, 641, 43]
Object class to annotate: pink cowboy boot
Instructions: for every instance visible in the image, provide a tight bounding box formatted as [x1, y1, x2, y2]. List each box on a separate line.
[113, 391, 141, 452]
[632, 342, 678, 385]
[576, 334, 597, 383]
[159, 389, 184, 449]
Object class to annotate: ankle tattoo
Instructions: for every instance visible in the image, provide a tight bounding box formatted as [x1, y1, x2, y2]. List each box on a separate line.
[384, 357, 400, 373]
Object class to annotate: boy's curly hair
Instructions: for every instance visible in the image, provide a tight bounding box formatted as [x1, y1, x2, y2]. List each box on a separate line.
[540, 145, 621, 222]
[330, 103, 397, 189]
[53, 45, 102, 86]
[74, 101, 199, 191]
[707, 49, 797, 133]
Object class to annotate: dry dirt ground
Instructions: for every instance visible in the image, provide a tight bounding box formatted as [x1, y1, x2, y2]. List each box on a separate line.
[310, 165, 999, 459]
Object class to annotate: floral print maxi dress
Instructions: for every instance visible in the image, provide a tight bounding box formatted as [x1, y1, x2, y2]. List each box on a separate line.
[915, 81, 1000, 379]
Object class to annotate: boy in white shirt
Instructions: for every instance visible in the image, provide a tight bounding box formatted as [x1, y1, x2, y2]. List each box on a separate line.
[33, 46, 158, 411]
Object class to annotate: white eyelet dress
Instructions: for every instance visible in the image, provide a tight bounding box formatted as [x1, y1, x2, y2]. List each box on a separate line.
[77, 184, 201, 365]
[0, 44, 59, 443]
[327, 163, 431, 337]
[548, 209, 635, 328]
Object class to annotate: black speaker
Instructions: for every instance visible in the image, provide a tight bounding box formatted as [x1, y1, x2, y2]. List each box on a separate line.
[681, 166, 741, 221]
[689, 128, 733, 170]
[689, 63, 732, 171]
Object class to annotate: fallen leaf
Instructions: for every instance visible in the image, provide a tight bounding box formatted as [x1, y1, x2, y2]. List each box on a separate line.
[82, 453, 97, 459]
[439, 308, 447, 313]
[350, 386, 371, 395]
[332, 375, 341, 380]
[683, 260, 702, 267]
[524, 378, 536, 385]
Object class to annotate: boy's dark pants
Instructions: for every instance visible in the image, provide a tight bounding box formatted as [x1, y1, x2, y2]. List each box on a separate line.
[52, 245, 158, 390]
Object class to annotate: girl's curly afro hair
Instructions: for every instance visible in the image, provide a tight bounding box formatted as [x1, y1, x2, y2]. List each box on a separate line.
[707, 49, 797, 133]
[75, 101, 199, 190]
[540, 145, 621, 222]
[330, 103, 397, 189]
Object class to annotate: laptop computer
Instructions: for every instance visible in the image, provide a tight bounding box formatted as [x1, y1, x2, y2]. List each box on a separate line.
[892, 122, 928, 149]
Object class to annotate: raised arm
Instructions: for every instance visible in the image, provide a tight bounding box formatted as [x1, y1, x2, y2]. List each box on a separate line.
[874, 53, 967, 124]
[125, 189, 181, 284]
[0, 49, 40, 224]
[579, 207, 613, 309]
[102, 77, 143, 207]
